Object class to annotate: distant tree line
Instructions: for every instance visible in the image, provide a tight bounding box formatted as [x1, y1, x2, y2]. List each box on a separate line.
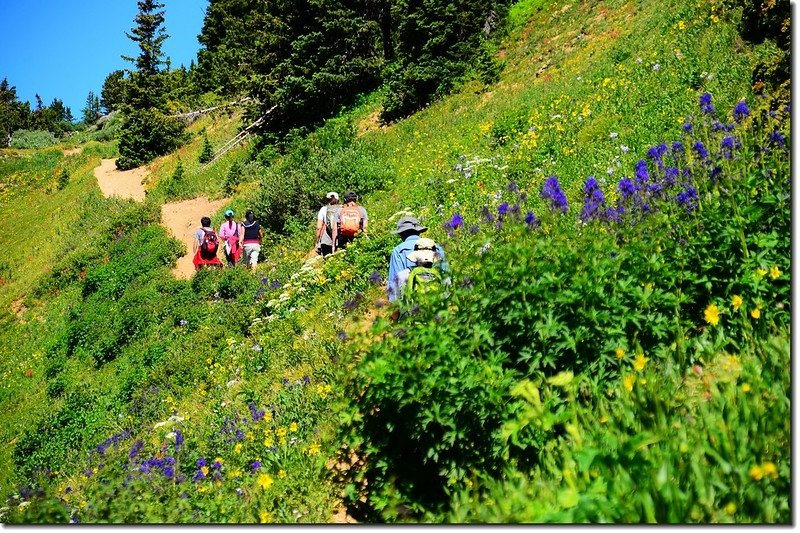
[0, 79, 77, 145]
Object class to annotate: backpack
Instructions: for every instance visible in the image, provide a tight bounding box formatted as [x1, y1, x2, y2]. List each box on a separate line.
[339, 204, 362, 237]
[325, 205, 341, 236]
[200, 229, 219, 255]
[405, 266, 442, 296]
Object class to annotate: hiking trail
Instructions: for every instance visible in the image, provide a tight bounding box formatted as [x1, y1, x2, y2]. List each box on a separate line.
[92, 159, 230, 279]
[93, 158, 148, 201]
[161, 197, 230, 279]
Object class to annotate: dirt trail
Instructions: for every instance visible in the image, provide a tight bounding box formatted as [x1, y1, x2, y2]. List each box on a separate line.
[161, 197, 230, 279]
[93, 158, 148, 201]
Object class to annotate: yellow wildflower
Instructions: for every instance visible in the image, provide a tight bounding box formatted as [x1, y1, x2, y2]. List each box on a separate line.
[615, 347, 625, 360]
[748, 465, 764, 481]
[741, 383, 751, 393]
[639, 378, 648, 385]
[214, 457, 224, 465]
[623, 375, 636, 392]
[201, 466, 209, 476]
[731, 295, 743, 311]
[289, 422, 298, 433]
[234, 443, 243, 454]
[704, 304, 720, 326]
[307, 443, 321, 456]
[599, 415, 609, 424]
[762, 462, 778, 479]
[755, 268, 767, 279]
[259, 510, 271, 523]
[257, 473, 274, 490]
[724, 502, 736, 515]
[711, 14, 719, 23]
[678, 20, 686, 30]
[278, 469, 287, 479]
[276, 427, 287, 438]
[633, 353, 648, 372]
[750, 307, 761, 320]
[263, 437, 274, 447]
[231, 468, 243, 479]
[769, 266, 781, 280]
[264, 411, 273, 422]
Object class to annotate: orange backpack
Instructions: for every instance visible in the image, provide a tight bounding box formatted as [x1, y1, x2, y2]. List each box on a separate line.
[339, 204, 362, 236]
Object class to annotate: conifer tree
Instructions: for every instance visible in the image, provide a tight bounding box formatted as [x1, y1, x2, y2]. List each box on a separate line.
[198, 131, 213, 164]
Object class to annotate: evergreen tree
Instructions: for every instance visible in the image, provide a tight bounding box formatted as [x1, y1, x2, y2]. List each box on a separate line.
[82, 91, 102, 125]
[117, 0, 185, 170]
[0, 78, 31, 144]
[198, 131, 213, 164]
[100, 70, 129, 113]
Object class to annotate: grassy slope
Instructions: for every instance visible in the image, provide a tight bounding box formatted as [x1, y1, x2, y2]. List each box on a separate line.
[0, 0, 786, 523]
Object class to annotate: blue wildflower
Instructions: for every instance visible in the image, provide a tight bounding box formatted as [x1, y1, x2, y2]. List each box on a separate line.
[497, 202, 510, 217]
[468, 224, 480, 234]
[129, 440, 144, 460]
[699, 92, 715, 114]
[303, 375, 311, 385]
[249, 402, 266, 422]
[192, 470, 206, 482]
[197, 457, 207, 468]
[663, 167, 679, 188]
[368, 271, 383, 284]
[671, 141, 684, 154]
[692, 141, 709, 160]
[683, 122, 694, 133]
[540, 176, 568, 213]
[634, 160, 649, 183]
[270, 279, 282, 290]
[251, 460, 262, 472]
[618, 177, 637, 201]
[676, 186, 698, 211]
[480, 205, 495, 223]
[337, 331, 348, 341]
[507, 181, 519, 193]
[164, 466, 175, 479]
[733, 100, 750, 122]
[769, 131, 786, 149]
[580, 176, 606, 223]
[524, 211, 539, 228]
[447, 213, 464, 229]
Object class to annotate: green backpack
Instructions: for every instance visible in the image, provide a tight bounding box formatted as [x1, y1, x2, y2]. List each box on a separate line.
[405, 266, 443, 296]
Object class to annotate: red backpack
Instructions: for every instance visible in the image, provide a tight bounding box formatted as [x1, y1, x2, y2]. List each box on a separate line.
[200, 229, 219, 255]
[339, 205, 362, 237]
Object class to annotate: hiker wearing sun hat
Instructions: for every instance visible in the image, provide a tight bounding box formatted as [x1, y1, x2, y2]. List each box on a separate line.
[387, 216, 448, 303]
[219, 209, 243, 267]
[315, 192, 341, 257]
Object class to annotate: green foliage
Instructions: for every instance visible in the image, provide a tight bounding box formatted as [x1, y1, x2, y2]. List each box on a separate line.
[117, 109, 187, 169]
[380, 0, 511, 122]
[56, 169, 70, 190]
[198, 131, 213, 164]
[100, 70, 130, 114]
[9, 129, 57, 149]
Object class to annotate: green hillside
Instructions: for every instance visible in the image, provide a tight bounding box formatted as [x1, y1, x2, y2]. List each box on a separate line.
[0, 0, 789, 523]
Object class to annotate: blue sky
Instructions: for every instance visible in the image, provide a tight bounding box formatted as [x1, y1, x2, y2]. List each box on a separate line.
[0, 0, 207, 118]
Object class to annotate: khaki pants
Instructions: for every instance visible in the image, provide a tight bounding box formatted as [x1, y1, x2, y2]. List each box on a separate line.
[243, 243, 261, 267]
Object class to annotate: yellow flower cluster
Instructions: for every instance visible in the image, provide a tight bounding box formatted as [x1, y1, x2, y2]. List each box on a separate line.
[748, 462, 778, 481]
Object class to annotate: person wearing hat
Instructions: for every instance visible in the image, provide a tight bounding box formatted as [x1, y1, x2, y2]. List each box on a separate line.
[387, 216, 447, 303]
[241, 209, 263, 269]
[336, 191, 368, 250]
[219, 209, 243, 267]
[315, 192, 341, 257]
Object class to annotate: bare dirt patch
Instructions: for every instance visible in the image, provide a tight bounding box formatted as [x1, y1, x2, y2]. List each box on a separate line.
[11, 298, 28, 322]
[357, 110, 385, 135]
[161, 197, 230, 279]
[94, 158, 148, 201]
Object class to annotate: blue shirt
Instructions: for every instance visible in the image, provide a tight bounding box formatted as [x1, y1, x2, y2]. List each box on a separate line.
[387, 234, 448, 302]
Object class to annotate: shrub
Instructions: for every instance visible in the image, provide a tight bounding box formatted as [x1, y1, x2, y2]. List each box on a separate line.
[198, 131, 213, 164]
[10, 130, 57, 149]
[56, 169, 69, 190]
[117, 109, 187, 170]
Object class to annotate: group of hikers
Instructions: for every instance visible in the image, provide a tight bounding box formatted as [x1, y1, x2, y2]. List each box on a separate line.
[192, 190, 448, 303]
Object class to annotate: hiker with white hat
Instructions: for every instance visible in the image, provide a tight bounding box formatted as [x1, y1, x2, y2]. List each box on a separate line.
[316, 192, 341, 257]
[387, 216, 448, 303]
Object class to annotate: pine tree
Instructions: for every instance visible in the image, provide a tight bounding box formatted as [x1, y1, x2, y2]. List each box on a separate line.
[100, 70, 129, 113]
[198, 131, 213, 164]
[122, 0, 169, 110]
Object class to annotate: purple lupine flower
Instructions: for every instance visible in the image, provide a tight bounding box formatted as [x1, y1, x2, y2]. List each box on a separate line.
[663, 167, 679, 188]
[261, 276, 268, 285]
[683, 122, 694, 133]
[710, 166, 722, 182]
[251, 460, 262, 472]
[447, 213, 464, 229]
[234, 428, 245, 441]
[164, 466, 175, 479]
[368, 271, 383, 284]
[129, 440, 144, 459]
[540, 176, 568, 213]
[248, 402, 266, 422]
[212, 459, 223, 470]
[720, 135, 739, 159]
[671, 141, 684, 154]
[497, 202, 510, 217]
[618, 177, 637, 201]
[197, 458, 207, 468]
[769, 131, 786, 149]
[270, 279, 283, 290]
[647, 144, 668, 163]
[634, 160, 649, 184]
[699, 92, 715, 114]
[580, 176, 606, 223]
[337, 331, 348, 341]
[711, 120, 726, 132]
[303, 375, 311, 385]
[174, 430, 184, 450]
[507, 181, 519, 193]
[468, 224, 480, 235]
[481, 205, 495, 223]
[692, 141, 708, 160]
[176, 474, 187, 483]
[97, 444, 106, 455]
[605, 206, 623, 223]
[524, 211, 540, 227]
[676, 186, 698, 211]
[192, 470, 206, 482]
[733, 100, 750, 122]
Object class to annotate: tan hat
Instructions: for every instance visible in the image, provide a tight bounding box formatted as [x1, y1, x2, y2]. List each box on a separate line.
[408, 249, 436, 265]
